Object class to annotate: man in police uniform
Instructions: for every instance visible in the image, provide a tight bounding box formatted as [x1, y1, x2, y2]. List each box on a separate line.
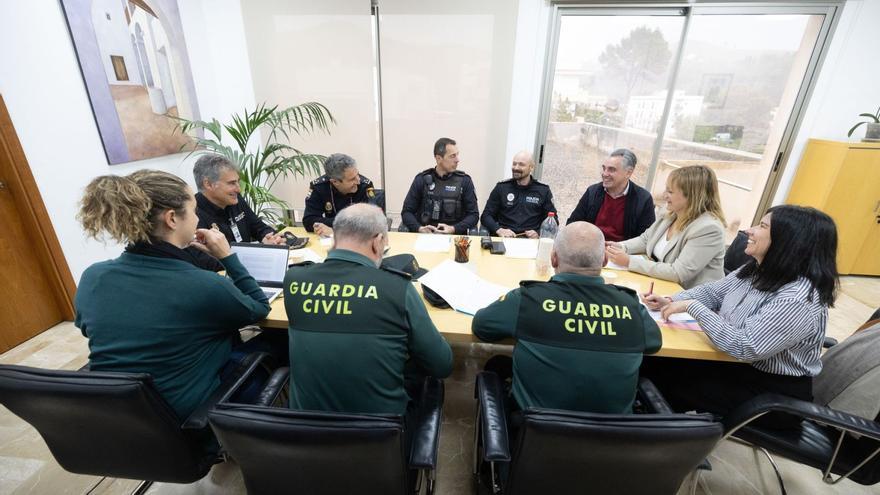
[472, 222, 661, 414]
[400, 138, 479, 234]
[303, 153, 381, 236]
[283, 204, 453, 415]
[193, 154, 285, 245]
[481, 150, 557, 238]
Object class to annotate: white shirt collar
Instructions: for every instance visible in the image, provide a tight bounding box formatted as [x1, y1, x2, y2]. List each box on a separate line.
[605, 181, 630, 199]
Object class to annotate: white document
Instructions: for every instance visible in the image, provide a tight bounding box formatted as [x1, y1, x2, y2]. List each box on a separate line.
[418, 260, 510, 315]
[290, 248, 325, 264]
[414, 234, 451, 252]
[502, 238, 538, 259]
[639, 299, 696, 322]
[604, 260, 628, 270]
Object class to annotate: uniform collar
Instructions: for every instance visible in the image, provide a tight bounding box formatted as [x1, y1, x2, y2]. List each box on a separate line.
[513, 175, 534, 189]
[196, 191, 229, 215]
[327, 249, 379, 268]
[551, 272, 605, 285]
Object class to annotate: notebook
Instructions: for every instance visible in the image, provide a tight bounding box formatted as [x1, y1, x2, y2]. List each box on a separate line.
[230, 243, 290, 303]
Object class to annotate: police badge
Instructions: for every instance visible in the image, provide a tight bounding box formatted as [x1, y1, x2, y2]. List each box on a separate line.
[325, 202, 333, 212]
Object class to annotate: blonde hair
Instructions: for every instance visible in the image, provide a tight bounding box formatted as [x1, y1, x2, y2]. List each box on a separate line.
[667, 165, 726, 230]
[77, 170, 191, 244]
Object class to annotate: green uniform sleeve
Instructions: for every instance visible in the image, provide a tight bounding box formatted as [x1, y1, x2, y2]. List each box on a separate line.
[636, 303, 663, 354]
[405, 284, 453, 378]
[472, 288, 521, 342]
[215, 253, 272, 327]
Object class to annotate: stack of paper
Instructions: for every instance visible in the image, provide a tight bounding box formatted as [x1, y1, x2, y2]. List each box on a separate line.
[417, 260, 510, 315]
[414, 234, 451, 252]
[502, 238, 538, 259]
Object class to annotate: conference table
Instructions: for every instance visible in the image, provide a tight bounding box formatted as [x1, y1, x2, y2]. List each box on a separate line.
[260, 229, 734, 362]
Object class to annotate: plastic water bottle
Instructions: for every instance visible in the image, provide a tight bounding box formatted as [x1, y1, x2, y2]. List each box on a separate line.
[535, 213, 558, 276]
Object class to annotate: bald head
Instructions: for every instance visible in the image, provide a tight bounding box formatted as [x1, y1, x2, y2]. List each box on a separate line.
[331, 204, 388, 265]
[511, 150, 535, 182]
[552, 222, 605, 273]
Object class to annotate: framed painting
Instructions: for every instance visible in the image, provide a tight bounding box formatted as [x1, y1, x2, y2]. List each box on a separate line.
[60, 0, 200, 164]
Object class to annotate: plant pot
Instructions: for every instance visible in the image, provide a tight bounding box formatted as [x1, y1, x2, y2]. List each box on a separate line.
[864, 122, 880, 142]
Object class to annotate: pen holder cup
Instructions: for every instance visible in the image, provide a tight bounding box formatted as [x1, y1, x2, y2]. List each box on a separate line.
[454, 237, 471, 263]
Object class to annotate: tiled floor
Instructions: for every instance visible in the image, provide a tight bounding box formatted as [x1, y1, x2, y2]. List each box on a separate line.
[0, 277, 877, 494]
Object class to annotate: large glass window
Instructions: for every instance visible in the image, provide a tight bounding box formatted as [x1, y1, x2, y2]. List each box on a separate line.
[537, 7, 830, 237]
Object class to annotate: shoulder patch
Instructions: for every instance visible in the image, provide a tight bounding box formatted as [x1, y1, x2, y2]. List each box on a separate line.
[381, 266, 412, 280]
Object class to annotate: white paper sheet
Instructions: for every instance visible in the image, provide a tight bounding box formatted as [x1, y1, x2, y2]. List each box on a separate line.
[414, 234, 451, 252]
[604, 260, 628, 270]
[418, 260, 510, 315]
[319, 236, 334, 247]
[502, 238, 538, 259]
[289, 248, 325, 264]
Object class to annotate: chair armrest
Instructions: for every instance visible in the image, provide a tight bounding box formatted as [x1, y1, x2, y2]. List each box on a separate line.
[723, 393, 880, 440]
[181, 352, 273, 430]
[475, 371, 511, 462]
[409, 377, 445, 469]
[637, 377, 674, 414]
[255, 367, 289, 407]
[823, 336, 838, 348]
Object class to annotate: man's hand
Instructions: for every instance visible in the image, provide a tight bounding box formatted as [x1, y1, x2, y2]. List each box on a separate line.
[436, 223, 456, 235]
[523, 230, 539, 239]
[640, 293, 671, 311]
[660, 299, 695, 321]
[313, 223, 333, 237]
[605, 245, 630, 267]
[418, 225, 438, 234]
[605, 241, 622, 249]
[191, 228, 232, 259]
[262, 232, 286, 245]
[496, 228, 516, 238]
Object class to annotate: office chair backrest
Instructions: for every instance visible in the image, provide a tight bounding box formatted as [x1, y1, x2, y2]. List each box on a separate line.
[0, 364, 214, 483]
[506, 409, 722, 495]
[724, 230, 753, 274]
[209, 404, 408, 495]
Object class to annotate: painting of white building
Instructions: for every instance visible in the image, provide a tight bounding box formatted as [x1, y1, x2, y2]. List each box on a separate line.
[61, 0, 199, 164]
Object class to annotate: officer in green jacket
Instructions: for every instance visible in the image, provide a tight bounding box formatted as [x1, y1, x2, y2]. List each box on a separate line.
[472, 222, 662, 414]
[284, 204, 453, 415]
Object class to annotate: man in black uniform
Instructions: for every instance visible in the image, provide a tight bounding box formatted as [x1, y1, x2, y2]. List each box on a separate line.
[472, 222, 661, 414]
[481, 150, 556, 238]
[193, 154, 285, 245]
[400, 137, 479, 234]
[303, 153, 380, 236]
[283, 204, 452, 415]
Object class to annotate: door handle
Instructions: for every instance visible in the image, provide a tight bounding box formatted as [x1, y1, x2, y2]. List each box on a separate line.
[0, 180, 7, 191]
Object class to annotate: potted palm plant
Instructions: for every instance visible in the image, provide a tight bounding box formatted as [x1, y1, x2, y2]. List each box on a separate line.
[847, 106, 880, 142]
[176, 102, 335, 225]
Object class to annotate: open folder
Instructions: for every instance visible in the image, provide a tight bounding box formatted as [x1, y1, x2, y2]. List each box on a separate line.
[417, 260, 510, 315]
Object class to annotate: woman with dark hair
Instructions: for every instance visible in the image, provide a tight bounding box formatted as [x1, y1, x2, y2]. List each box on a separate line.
[641, 205, 839, 422]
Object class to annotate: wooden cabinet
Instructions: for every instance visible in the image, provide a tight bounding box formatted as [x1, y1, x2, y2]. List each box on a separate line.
[787, 139, 880, 275]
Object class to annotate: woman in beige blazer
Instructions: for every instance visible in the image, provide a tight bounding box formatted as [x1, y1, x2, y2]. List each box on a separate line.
[606, 165, 726, 289]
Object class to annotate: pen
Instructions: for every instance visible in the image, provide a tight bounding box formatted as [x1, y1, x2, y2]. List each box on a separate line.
[648, 282, 654, 295]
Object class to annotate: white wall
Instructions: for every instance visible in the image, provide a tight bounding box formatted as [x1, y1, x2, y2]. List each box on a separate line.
[773, 0, 880, 204]
[0, 0, 255, 283]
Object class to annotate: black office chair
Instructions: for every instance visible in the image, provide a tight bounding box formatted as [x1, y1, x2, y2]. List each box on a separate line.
[724, 230, 752, 275]
[721, 324, 880, 492]
[0, 352, 273, 494]
[472, 372, 723, 495]
[209, 371, 445, 495]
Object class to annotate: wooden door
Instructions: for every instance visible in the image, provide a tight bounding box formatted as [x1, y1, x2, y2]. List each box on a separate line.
[0, 95, 75, 353]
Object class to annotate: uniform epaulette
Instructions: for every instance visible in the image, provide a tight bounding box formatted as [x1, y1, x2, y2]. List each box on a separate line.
[499, 178, 516, 184]
[519, 279, 543, 287]
[310, 175, 330, 187]
[359, 175, 372, 185]
[420, 168, 435, 176]
[380, 266, 413, 280]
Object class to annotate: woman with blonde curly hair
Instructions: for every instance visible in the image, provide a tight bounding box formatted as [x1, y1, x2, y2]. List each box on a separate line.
[75, 170, 279, 423]
[606, 165, 726, 289]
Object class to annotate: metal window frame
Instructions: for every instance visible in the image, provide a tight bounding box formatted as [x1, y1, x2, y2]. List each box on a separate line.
[533, 1, 843, 225]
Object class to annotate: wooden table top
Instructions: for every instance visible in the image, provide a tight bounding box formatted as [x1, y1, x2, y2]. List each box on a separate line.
[261, 228, 734, 362]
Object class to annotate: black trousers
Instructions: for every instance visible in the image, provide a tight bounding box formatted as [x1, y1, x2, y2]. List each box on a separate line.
[640, 356, 813, 428]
